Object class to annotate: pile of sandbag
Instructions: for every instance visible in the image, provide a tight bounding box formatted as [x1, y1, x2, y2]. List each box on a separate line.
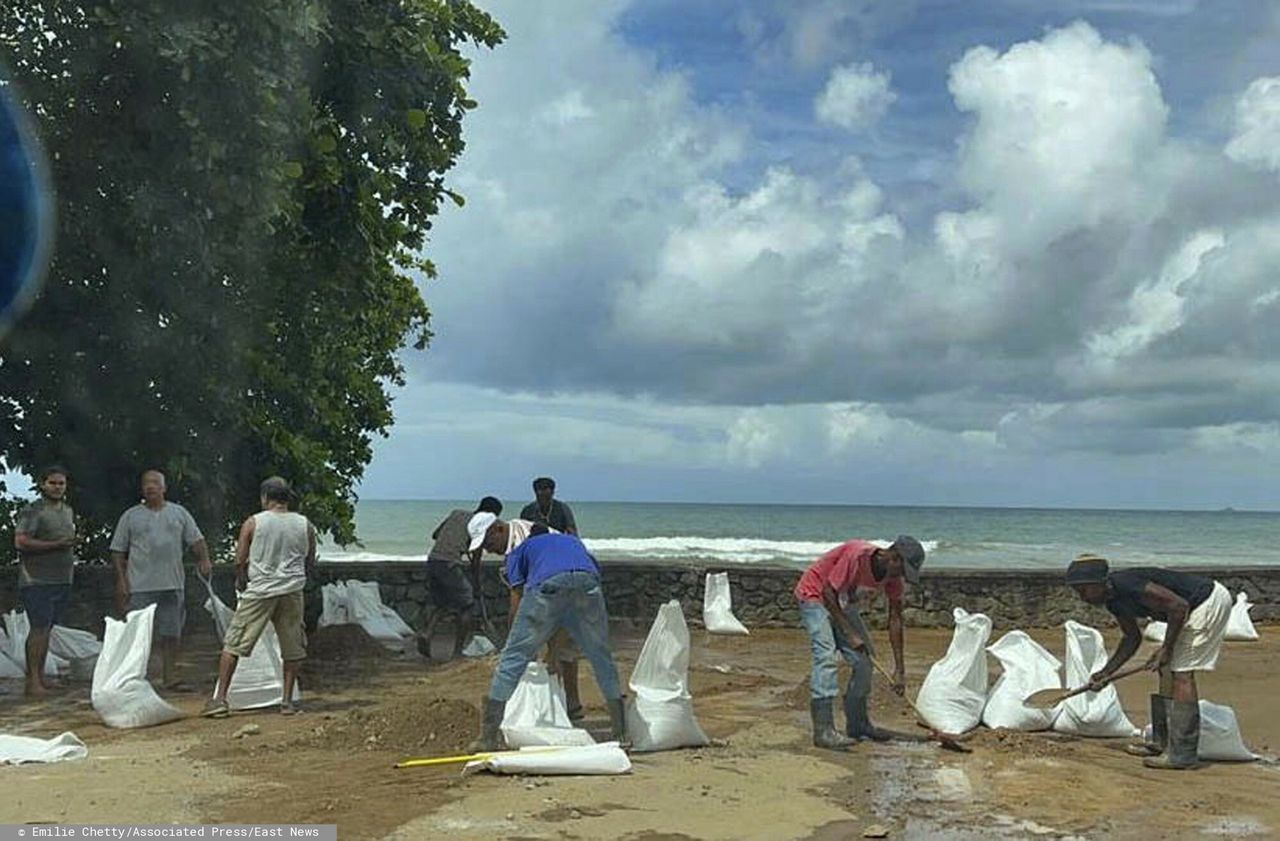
[318, 580, 416, 652]
[1054, 620, 1138, 737]
[501, 662, 594, 748]
[702, 572, 749, 635]
[915, 607, 992, 734]
[201, 577, 300, 711]
[91, 604, 183, 729]
[1145, 590, 1260, 643]
[982, 630, 1062, 731]
[626, 600, 709, 752]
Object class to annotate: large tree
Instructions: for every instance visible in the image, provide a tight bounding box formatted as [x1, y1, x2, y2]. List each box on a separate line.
[0, 0, 503, 556]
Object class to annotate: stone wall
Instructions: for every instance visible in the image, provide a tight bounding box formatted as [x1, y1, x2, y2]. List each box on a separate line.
[3, 561, 1279, 637]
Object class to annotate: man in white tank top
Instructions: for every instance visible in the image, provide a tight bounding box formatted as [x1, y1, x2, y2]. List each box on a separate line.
[202, 476, 315, 718]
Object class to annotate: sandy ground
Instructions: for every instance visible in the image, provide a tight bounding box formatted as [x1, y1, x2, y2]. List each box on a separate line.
[2, 620, 1279, 840]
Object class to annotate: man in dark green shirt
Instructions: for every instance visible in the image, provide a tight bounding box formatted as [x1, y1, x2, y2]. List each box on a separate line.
[13, 465, 77, 698]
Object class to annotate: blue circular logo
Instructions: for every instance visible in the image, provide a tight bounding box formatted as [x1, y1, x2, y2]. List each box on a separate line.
[0, 78, 54, 336]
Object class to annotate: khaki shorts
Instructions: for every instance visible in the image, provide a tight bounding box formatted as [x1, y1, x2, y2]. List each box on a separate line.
[223, 590, 306, 662]
[1170, 581, 1231, 672]
[545, 627, 580, 663]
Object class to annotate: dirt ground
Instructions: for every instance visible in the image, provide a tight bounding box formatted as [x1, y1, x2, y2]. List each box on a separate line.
[2, 620, 1279, 840]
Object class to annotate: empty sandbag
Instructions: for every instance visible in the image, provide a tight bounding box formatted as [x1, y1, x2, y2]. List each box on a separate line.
[915, 607, 991, 734]
[0, 732, 88, 765]
[982, 630, 1062, 731]
[1053, 620, 1138, 738]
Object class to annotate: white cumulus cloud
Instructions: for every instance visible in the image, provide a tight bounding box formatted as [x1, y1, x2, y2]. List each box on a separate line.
[815, 62, 896, 129]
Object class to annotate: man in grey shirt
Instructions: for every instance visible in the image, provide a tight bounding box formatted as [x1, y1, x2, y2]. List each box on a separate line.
[14, 465, 77, 698]
[418, 496, 503, 660]
[110, 469, 211, 690]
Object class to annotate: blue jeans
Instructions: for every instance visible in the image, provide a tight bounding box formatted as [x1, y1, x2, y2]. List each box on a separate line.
[799, 599, 874, 701]
[488, 571, 622, 703]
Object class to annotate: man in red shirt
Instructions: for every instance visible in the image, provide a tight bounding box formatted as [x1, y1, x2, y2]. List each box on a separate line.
[795, 536, 925, 750]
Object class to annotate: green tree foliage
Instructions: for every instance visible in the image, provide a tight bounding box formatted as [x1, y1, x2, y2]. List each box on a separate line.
[0, 1, 503, 558]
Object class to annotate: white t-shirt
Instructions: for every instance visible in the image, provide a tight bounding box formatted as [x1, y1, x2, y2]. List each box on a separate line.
[244, 510, 312, 599]
[109, 502, 203, 592]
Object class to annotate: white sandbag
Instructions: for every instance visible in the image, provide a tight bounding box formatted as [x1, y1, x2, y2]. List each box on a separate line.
[1225, 592, 1260, 641]
[1140, 700, 1257, 762]
[1053, 620, 1138, 738]
[91, 604, 183, 729]
[1144, 621, 1166, 643]
[0, 647, 23, 679]
[1197, 701, 1257, 761]
[982, 630, 1062, 731]
[2, 610, 69, 677]
[461, 634, 497, 657]
[703, 572, 749, 635]
[201, 580, 300, 711]
[915, 607, 991, 734]
[344, 580, 415, 652]
[464, 742, 631, 776]
[626, 600, 710, 752]
[49, 626, 102, 680]
[0, 731, 88, 765]
[318, 581, 350, 628]
[502, 662, 594, 748]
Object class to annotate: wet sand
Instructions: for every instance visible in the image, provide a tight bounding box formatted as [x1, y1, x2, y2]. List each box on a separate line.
[2, 623, 1278, 839]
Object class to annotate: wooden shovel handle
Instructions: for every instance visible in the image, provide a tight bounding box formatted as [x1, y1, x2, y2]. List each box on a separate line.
[1057, 661, 1150, 703]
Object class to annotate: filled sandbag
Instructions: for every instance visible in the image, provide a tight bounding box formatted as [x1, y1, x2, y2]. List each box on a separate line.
[461, 635, 497, 657]
[332, 580, 415, 652]
[1140, 700, 1257, 761]
[1143, 620, 1166, 643]
[626, 600, 710, 752]
[201, 578, 300, 711]
[464, 742, 631, 776]
[1225, 592, 1260, 641]
[0, 631, 25, 678]
[915, 607, 991, 734]
[982, 630, 1061, 731]
[91, 604, 183, 729]
[702, 572, 749, 635]
[2, 610, 69, 677]
[1053, 620, 1138, 738]
[0, 732, 88, 765]
[318, 581, 351, 628]
[502, 663, 594, 748]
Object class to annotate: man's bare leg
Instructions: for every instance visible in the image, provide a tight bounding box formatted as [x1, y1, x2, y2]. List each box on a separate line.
[25, 627, 51, 698]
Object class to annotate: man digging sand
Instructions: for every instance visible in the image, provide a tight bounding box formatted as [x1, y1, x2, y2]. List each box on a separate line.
[795, 536, 926, 750]
[1067, 554, 1232, 771]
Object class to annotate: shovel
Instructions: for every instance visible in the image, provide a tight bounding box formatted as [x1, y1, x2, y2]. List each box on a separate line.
[869, 654, 972, 753]
[1022, 661, 1148, 709]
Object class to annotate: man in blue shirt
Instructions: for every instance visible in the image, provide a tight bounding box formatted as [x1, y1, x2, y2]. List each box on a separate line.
[471, 531, 627, 751]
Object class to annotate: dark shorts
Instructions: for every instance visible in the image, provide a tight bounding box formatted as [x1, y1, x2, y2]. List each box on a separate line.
[129, 589, 185, 639]
[20, 583, 71, 630]
[427, 560, 475, 613]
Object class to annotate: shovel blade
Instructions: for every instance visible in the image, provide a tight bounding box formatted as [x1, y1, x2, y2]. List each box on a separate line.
[1022, 688, 1071, 709]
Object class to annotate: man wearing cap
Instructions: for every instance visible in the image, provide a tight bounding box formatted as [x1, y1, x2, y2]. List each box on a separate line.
[467, 512, 546, 560]
[1066, 554, 1232, 770]
[794, 536, 925, 750]
[469, 531, 627, 752]
[417, 496, 503, 660]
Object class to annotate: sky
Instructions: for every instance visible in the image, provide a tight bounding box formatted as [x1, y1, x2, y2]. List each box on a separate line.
[359, 0, 1280, 510]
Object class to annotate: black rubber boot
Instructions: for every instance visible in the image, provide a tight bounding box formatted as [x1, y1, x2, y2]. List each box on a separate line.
[1127, 694, 1168, 757]
[607, 698, 632, 749]
[811, 698, 855, 750]
[1144, 699, 1202, 770]
[467, 697, 506, 754]
[845, 693, 893, 742]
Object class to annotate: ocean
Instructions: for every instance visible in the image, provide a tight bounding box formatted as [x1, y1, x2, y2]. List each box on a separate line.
[319, 500, 1280, 570]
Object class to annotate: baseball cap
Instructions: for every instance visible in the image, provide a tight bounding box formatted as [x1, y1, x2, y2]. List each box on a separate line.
[891, 535, 925, 584]
[467, 512, 497, 552]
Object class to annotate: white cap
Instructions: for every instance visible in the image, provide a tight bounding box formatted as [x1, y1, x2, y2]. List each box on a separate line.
[467, 512, 497, 552]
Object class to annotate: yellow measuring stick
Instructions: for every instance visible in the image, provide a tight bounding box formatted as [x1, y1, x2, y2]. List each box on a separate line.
[394, 744, 572, 769]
